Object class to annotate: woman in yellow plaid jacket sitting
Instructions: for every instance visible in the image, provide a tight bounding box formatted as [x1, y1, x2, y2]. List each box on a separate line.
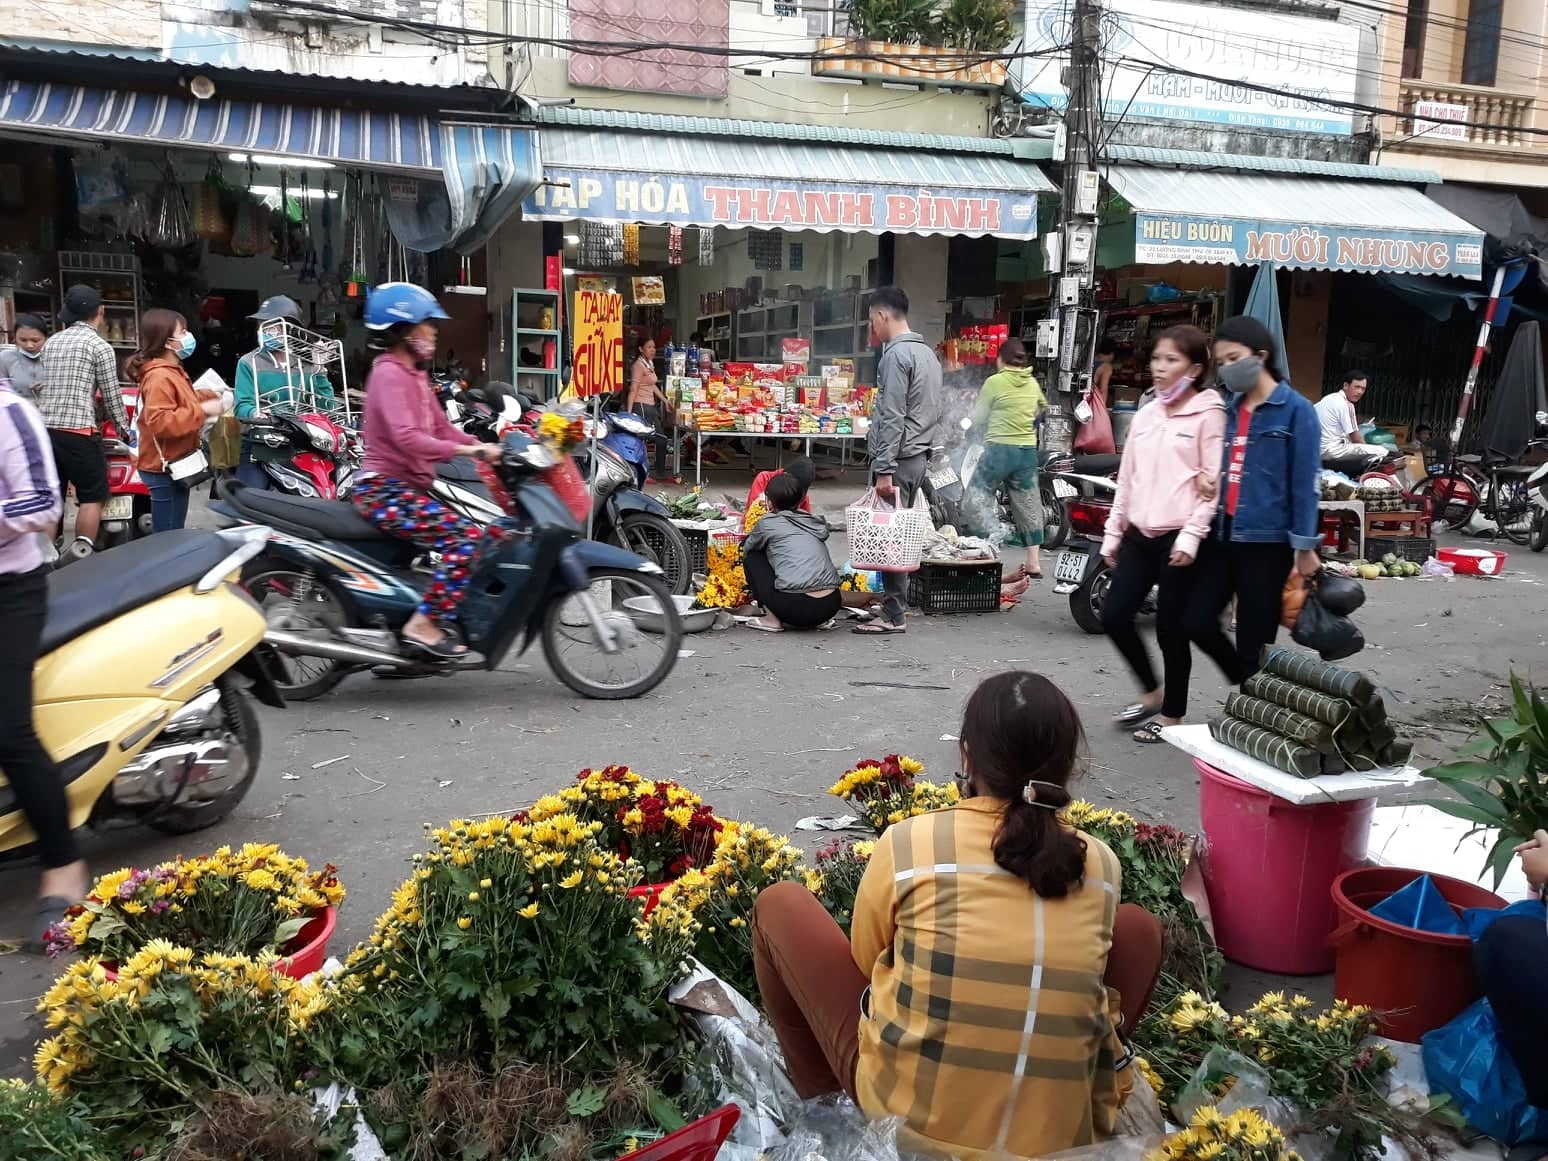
[753, 671, 1164, 1160]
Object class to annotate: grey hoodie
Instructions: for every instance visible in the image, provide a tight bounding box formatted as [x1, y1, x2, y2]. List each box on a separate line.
[868, 331, 943, 475]
[742, 509, 842, 593]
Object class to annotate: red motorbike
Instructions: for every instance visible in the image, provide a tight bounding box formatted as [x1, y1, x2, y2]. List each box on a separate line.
[93, 386, 152, 555]
[242, 411, 361, 500]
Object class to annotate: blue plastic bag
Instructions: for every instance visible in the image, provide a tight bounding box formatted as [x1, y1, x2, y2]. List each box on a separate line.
[1422, 998, 1546, 1145]
[1370, 874, 1464, 935]
[1462, 899, 1548, 942]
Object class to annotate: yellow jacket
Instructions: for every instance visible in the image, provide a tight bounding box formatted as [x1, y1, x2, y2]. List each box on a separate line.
[851, 798, 1131, 1160]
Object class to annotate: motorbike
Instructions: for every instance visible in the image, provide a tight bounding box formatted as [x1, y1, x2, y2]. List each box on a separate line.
[1048, 462, 1157, 634]
[241, 411, 362, 500]
[6, 525, 283, 856]
[1526, 436, 1548, 552]
[924, 417, 1076, 550]
[439, 386, 693, 596]
[210, 430, 685, 702]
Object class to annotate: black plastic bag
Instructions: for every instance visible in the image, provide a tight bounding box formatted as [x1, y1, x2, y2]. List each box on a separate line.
[1292, 588, 1365, 661]
[1313, 570, 1366, 615]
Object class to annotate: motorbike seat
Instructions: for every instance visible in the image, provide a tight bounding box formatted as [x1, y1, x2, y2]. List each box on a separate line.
[43, 530, 237, 654]
[229, 485, 385, 542]
[436, 458, 487, 484]
[1071, 453, 1121, 476]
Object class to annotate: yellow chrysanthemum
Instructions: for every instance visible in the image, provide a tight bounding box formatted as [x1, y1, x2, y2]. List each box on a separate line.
[519, 902, 540, 919]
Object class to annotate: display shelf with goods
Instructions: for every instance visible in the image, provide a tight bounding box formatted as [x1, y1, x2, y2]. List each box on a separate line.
[1098, 292, 1221, 402]
[510, 287, 562, 399]
[0, 287, 55, 345]
[695, 311, 734, 361]
[734, 302, 799, 362]
[58, 251, 141, 351]
[811, 288, 877, 385]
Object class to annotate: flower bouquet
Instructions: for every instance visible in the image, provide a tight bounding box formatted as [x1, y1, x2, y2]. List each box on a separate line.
[1148, 1106, 1302, 1161]
[529, 766, 723, 886]
[45, 844, 343, 973]
[653, 821, 809, 1002]
[535, 405, 586, 455]
[695, 535, 750, 610]
[829, 754, 959, 834]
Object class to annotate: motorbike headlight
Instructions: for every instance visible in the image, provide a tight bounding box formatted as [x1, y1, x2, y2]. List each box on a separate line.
[302, 420, 336, 452]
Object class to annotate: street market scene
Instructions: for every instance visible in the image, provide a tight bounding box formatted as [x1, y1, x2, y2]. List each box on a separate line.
[2, 0, 1548, 1159]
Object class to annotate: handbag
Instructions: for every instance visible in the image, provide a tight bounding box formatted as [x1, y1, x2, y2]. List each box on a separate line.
[152, 435, 212, 488]
[845, 487, 933, 574]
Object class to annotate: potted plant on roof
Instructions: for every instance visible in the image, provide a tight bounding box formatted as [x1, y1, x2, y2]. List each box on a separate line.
[816, 0, 936, 82]
[1425, 673, 1548, 886]
[936, 0, 1015, 87]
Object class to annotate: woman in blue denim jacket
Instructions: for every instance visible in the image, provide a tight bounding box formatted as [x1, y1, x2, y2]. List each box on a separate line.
[1185, 316, 1322, 681]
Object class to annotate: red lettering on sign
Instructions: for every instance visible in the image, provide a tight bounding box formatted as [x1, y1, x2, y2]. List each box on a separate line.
[770, 189, 801, 225]
[885, 194, 918, 229]
[802, 191, 840, 227]
[704, 186, 735, 222]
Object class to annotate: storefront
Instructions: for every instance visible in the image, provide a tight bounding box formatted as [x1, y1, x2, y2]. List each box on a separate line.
[509, 108, 1056, 470]
[0, 78, 539, 389]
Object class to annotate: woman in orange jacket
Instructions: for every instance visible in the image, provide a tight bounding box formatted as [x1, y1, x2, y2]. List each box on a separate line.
[129, 309, 223, 533]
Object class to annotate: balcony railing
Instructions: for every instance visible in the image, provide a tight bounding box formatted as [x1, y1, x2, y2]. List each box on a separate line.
[1397, 79, 1537, 149]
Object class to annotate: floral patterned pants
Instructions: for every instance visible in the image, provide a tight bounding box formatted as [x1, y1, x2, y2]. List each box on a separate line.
[352, 475, 487, 621]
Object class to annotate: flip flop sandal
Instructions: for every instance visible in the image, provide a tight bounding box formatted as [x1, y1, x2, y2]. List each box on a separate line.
[999, 594, 1021, 610]
[851, 622, 906, 635]
[402, 634, 467, 660]
[1133, 720, 1168, 744]
[1113, 702, 1160, 727]
[744, 620, 784, 633]
[28, 895, 74, 954]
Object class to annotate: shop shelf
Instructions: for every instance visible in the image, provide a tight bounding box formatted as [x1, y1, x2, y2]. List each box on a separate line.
[517, 329, 560, 338]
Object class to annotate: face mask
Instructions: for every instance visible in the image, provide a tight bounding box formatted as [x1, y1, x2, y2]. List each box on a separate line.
[408, 335, 436, 362]
[174, 332, 197, 360]
[1216, 356, 1263, 393]
[260, 334, 284, 353]
[18, 347, 40, 360]
[1156, 373, 1195, 406]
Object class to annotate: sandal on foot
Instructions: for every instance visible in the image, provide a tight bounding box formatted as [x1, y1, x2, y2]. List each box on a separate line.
[28, 896, 74, 954]
[1133, 720, 1168, 744]
[1113, 702, 1160, 727]
[401, 634, 467, 660]
[744, 620, 784, 633]
[851, 621, 906, 635]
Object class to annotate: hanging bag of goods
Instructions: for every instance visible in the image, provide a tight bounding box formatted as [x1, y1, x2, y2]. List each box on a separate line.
[190, 157, 230, 242]
[845, 488, 933, 573]
[149, 158, 193, 249]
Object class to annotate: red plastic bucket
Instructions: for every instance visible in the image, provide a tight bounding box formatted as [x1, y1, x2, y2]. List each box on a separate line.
[1195, 759, 1375, 975]
[1330, 867, 1505, 1042]
[629, 882, 670, 917]
[276, 906, 337, 979]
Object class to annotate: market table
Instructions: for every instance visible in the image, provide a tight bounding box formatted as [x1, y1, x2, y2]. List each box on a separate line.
[1162, 722, 1431, 974]
[677, 429, 867, 488]
[1318, 498, 1366, 558]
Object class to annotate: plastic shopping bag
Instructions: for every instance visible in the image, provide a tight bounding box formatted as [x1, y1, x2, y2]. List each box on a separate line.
[845, 488, 933, 574]
[1291, 584, 1365, 661]
[1422, 999, 1546, 1146]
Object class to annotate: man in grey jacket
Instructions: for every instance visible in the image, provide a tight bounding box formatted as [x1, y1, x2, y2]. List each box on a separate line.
[857, 285, 942, 634]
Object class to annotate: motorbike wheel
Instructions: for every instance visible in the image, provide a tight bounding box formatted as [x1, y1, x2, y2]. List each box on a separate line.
[1070, 567, 1110, 635]
[1041, 482, 1071, 550]
[148, 679, 261, 835]
[1531, 510, 1548, 553]
[242, 559, 349, 701]
[542, 567, 683, 700]
[617, 512, 693, 596]
[1414, 471, 1478, 530]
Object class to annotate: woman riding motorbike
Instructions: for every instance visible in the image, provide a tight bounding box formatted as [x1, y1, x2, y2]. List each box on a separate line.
[350, 283, 502, 658]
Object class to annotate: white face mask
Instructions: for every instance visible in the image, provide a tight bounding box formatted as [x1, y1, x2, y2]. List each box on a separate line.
[18, 347, 41, 360]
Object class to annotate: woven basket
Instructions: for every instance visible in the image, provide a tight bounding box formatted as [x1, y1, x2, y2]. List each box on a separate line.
[845, 489, 933, 574]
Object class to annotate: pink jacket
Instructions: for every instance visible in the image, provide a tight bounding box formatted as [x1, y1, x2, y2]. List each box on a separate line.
[1101, 389, 1226, 561]
[360, 353, 477, 489]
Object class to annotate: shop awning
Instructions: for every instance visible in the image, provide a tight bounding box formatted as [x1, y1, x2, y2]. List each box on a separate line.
[1106, 166, 1485, 280]
[522, 125, 1055, 239]
[0, 81, 539, 252]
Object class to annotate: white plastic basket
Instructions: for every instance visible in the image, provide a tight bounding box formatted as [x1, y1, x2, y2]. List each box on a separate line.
[845, 489, 933, 573]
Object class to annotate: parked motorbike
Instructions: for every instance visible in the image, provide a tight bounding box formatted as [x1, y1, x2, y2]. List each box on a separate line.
[924, 417, 1075, 549]
[100, 434, 152, 548]
[241, 412, 361, 500]
[1525, 435, 1548, 552]
[439, 387, 693, 596]
[6, 526, 283, 855]
[211, 430, 684, 702]
[1048, 464, 1157, 634]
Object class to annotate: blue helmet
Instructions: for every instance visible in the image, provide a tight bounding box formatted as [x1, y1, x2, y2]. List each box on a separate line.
[364, 282, 450, 330]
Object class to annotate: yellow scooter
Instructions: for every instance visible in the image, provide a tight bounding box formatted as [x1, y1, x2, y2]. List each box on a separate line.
[2, 526, 284, 857]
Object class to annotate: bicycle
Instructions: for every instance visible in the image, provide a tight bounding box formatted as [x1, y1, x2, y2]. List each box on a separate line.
[1419, 447, 1541, 544]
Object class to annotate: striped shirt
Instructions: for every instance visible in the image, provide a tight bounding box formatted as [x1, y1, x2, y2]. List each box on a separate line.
[37, 322, 127, 434]
[850, 798, 1130, 1161]
[0, 378, 62, 575]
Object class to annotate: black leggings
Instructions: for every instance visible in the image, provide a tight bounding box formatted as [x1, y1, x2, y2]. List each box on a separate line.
[1475, 914, 1548, 1107]
[1183, 526, 1295, 683]
[1102, 529, 1236, 720]
[0, 568, 78, 869]
[744, 549, 842, 629]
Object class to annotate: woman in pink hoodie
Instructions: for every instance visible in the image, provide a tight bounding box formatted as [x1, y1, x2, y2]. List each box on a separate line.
[1100, 326, 1238, 743]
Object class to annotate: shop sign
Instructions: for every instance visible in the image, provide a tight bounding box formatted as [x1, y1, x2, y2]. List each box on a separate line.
[1016, 0, 1360, 136]
[1133, 214, 1483, 279]
[523, 169, 1039, 238]
[1411, 101, 1470, 143]
[572, 290, 623, 398]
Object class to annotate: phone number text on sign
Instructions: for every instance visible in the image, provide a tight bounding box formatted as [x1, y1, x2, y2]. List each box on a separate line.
[572, 290, 623, 398]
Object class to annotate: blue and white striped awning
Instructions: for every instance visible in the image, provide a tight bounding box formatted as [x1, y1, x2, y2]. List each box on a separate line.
[0, 81, 539, 252]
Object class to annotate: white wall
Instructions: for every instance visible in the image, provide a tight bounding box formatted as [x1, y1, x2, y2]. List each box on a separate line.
[891, 234, 949, 347]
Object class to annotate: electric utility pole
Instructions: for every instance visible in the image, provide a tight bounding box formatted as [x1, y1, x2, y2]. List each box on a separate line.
[1042, 0, 1104, 456]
